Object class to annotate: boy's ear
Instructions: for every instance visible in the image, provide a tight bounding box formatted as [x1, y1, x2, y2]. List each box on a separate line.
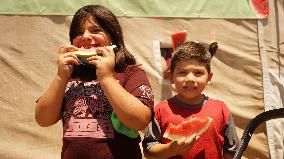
[169, 72, 174, 84]
[207, 72, 213, 84]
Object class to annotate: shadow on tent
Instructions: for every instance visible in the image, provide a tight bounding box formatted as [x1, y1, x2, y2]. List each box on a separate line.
[233, 108, 284, 159]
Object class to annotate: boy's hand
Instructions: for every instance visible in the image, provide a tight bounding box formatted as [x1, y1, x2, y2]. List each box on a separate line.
[168, 133, 199, 156]
[87, 46, 115, 81]
[57, 44, 79, 80]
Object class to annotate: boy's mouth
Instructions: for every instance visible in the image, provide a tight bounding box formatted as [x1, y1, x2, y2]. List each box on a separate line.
[183, 85, 197, 90]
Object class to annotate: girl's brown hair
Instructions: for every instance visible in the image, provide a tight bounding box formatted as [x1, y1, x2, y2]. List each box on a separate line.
[70, 5, 136, 81]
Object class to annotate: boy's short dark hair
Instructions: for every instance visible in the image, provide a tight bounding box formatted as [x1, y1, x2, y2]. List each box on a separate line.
[170, 41, 212, 73]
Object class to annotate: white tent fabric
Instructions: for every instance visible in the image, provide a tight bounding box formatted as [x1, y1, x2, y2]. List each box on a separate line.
[0, 0, 283, 159]
[260, 1, 284, 158]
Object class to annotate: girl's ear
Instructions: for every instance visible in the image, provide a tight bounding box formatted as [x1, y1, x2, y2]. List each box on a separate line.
[207, 72, 213, 84]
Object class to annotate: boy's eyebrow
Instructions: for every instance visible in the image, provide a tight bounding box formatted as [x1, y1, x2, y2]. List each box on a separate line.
[176, 65, 207, 70]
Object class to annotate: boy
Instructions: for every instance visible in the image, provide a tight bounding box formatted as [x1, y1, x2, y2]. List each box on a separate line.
[142, 41, 239, 159]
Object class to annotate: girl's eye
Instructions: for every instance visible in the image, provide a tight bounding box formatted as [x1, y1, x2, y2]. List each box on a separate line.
[89, 28, 101, 34]
[76, 32, 84, 36]
[73, 35, 82, 42]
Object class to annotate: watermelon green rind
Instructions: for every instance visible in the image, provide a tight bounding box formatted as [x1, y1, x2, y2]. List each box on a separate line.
[74, 51, 97, 59]
[163, 133, 186, 141]
[74, 45, 118, 59]
[195, 117, 213, 136]
[163, 116, 213, 141]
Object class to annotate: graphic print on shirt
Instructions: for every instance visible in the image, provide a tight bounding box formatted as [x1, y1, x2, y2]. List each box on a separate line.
[62, 81, 114, 138]
[139, 84, 153, 99]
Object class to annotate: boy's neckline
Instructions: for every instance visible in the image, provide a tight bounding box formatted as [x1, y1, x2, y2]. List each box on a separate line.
[171, 95, 208, 109]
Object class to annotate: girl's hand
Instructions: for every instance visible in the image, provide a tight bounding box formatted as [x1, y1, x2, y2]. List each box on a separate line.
[87, 46, 115, 81]
[57, 44, 80, 80]
[168, 134, 199, 156]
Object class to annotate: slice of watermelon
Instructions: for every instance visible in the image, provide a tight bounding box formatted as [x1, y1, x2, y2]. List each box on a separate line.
[74, 50, 98, 59]
[171, 30, 187, 49]
[163, 116, 213, 141]
[250, 0, 269, 19]
[74, 45, 118, 59]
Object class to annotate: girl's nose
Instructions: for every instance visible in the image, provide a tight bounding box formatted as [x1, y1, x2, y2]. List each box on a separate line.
[82, 31, 93, 42]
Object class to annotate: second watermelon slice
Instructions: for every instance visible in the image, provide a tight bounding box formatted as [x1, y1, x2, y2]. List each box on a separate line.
[164, 116, 213, 141]
[171, 30, 187, 49]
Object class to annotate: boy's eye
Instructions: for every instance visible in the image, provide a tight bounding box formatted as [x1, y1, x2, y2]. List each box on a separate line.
[195, 71, 204, 76]
[177, 71, 187, 75]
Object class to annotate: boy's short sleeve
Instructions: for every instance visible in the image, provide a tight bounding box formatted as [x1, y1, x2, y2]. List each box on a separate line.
[142, 102, 166, 151]
[223, 113, 240, 154]
[142, 117, 162, 151]
[121, 66, 154, 111]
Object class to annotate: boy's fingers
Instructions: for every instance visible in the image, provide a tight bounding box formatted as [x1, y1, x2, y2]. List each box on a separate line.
[195, 135, 200, 141]
[185, 133, 196, 144]
[177, 137, 186, 145]
[184, 133, 201, 145]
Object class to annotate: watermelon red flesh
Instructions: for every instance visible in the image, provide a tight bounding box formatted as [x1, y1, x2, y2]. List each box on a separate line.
[171, 30, 187, 49]
[164, 116, 213, 141]
[251, 0, 269, 18]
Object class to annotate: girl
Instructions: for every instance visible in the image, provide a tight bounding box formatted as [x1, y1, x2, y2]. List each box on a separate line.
[35, 5, 154, 159]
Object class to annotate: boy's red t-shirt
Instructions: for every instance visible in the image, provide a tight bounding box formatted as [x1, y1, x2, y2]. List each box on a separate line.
[143, 96, 239, 159]
[157, 99, 229, 158]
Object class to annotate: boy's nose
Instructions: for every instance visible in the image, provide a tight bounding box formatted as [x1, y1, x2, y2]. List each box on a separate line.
[185, 73, 195, 82]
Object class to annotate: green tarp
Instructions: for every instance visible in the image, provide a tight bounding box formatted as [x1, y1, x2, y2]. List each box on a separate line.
[0, 0, 266, 19]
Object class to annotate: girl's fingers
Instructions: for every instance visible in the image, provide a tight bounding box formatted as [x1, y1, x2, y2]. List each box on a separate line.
[105, 45, 115, 54]
[63, 56, 80, 65]
[65, 52, 80, 62]
[87, 55, 103, 65]
[95, 47, 114, 57]
[87, 54, 104, 61]
[59, 44, 78, 54]
[61, 52, 80, 65]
